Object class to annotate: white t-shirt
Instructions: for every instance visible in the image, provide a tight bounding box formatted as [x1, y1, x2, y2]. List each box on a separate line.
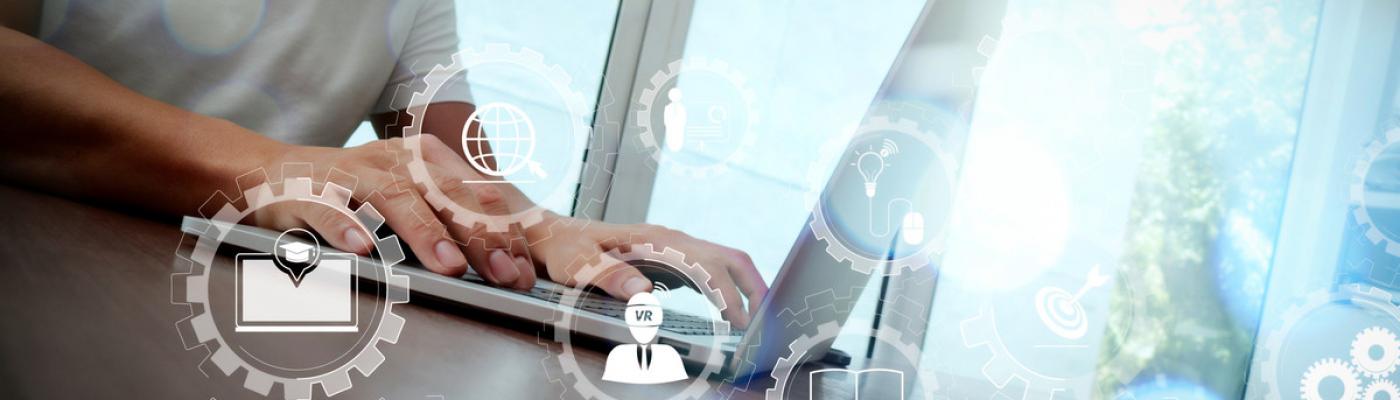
[39, 0, 473, 147]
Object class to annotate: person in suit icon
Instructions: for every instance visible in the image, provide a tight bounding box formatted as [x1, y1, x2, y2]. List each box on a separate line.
[602, 291, 688, 384]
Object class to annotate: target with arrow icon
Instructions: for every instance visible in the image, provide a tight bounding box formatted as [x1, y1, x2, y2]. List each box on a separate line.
[1033, 264, 1111, 340]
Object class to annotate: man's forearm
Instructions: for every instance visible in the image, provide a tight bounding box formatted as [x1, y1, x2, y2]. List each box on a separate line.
[0, 27, 286, 215]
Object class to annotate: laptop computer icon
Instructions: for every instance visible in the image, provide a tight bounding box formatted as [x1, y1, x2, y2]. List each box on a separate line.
[234, 252, 359, 332]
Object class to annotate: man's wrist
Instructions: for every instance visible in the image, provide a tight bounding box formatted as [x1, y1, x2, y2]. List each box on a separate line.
[190, 117, 290, 187]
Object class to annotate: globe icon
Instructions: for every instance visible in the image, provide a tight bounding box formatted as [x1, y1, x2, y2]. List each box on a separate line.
[462, 102, 540, 178]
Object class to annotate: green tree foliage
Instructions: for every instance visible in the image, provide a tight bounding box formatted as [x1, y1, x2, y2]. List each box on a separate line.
[1093, 1, 1319, 398]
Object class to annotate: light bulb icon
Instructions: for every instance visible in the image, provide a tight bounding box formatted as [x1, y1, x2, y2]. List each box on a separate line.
[856, 151, 884, 198]
[853, 139, 899, 198]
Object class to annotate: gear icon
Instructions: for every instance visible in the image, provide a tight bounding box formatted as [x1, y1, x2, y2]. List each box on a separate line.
[1352, 326, 1400, 379]
[765, 318, 937, 400]
[401, 44, 591, 232]
[805, 115, 960, 275]
[1367, 379, 1399, 400]
[1351, 128, 1400, 256]
[958, 264, 1151, 400]
[1301, 358, 1361, 400]
[1257, 284, 1400, 398]
[172, 165, 410, 400]
[634, 57, 758, 179]
[540, 244, 731, 400]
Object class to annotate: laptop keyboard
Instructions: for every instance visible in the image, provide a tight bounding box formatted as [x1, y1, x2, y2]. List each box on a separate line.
[464, 276, 743, 337]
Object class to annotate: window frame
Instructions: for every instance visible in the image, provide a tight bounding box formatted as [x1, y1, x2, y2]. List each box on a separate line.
[572, 0, 694, 222]
[578, 0, 950, 386]
[577, 1, 1400, 396]
[1244, 0, 1400, 395]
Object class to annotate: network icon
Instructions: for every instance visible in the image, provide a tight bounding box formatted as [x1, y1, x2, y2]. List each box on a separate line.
[461, 102, 549, 183]
[1300, 326, 1400, 400]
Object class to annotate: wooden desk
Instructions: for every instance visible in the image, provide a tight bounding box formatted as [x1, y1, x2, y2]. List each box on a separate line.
[0, 185, 797, 399]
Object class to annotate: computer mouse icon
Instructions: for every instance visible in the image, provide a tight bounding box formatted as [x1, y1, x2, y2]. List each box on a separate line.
[901, 211, 925, 245]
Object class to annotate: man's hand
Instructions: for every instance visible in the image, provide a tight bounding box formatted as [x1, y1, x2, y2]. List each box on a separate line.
[525, 213, 769, 329]
[251, 135, 538, 290]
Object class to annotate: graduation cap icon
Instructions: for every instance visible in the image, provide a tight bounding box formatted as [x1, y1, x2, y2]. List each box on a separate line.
[277, 241, 319, 286]
[280, 241, 315, 263]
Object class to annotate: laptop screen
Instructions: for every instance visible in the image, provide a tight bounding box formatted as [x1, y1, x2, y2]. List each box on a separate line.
[234, 253, 360, 332]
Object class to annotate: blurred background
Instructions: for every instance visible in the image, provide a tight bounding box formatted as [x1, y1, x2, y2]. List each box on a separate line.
[339, 0, 1398, 398]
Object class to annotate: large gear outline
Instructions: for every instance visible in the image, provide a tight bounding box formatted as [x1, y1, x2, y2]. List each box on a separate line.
[1300, 358, 1361, 400]
[539, 243, 731, 400]
[805, 115, 960, 276]
[1351, 326, 1400, 379]
[1257, 284, 1400, 398]
[401, 44, 591, 232]
[171, 166, 411, 400]
[1351, 128, 1400, 257]
[634, 57, 759, 179]
[765, 318, 937, 400]
[958, 265, 1151, 400]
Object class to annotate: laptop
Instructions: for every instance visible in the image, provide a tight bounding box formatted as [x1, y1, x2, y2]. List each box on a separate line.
[180, 0, 946, 385]
[181, 188, 877, 380]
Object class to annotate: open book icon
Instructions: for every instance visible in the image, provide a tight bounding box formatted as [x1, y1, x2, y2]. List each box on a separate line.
[809, 368, 904, 400]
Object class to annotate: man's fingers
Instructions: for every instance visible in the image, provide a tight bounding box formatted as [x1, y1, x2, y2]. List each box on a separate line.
[704, 270, 751, 330]
[596, 254, 652, 301]
[249, 201, 373, 255]
[370, 186, 468, 276]
[458, 225, 536, 290]
[296, 201, 374, 255]
[428, 168, 536, 289]
[725, 251, 769, 319]
[458, 182, 535, 290]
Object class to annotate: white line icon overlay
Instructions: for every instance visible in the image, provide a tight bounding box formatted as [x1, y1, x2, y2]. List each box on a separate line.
[235, 252, 359, 332]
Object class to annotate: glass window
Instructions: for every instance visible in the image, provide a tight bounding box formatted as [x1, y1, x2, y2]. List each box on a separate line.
[1340, 66, 1400, 292]
[643, 0, 927, 282]
[917, 1, 1324, 399]
[641, 0, 1327, 398]
[345, 0, 619, 215]
[637, 0, 930, 355]
[1295, 11, 1400, 400]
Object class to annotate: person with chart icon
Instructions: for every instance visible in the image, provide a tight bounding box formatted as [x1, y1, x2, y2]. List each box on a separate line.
[602, 291, 688, 384]
[663, 88, 688, 152]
